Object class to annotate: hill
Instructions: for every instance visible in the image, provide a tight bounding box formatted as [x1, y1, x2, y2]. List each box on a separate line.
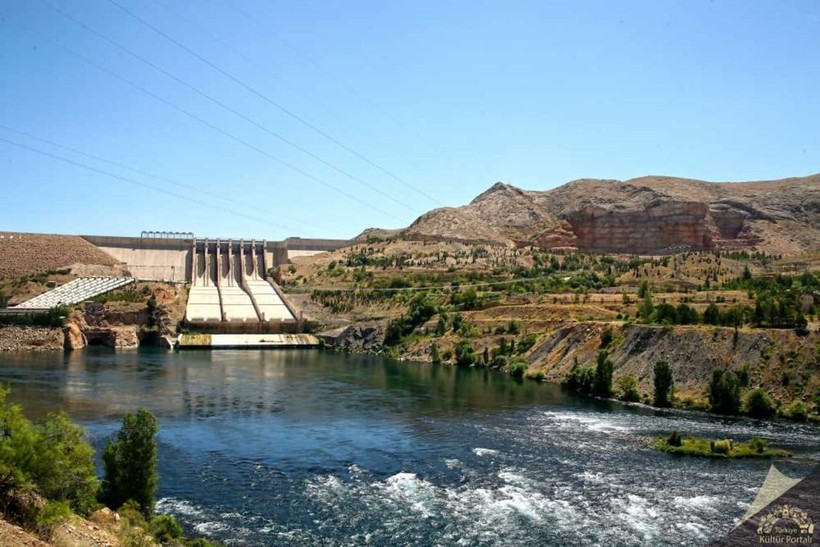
[0, 232, 119, 278]
[402, 174, 820, 255]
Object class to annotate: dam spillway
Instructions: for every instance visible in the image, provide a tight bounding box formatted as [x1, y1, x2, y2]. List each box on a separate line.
[185, 239, 298, 331]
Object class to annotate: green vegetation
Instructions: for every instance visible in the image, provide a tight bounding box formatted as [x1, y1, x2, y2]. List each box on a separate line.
[454, 340, 478, 367]
[653, 360, 674, 407]
[617, 375, 640, 402]
[593, 350, 614, 397]
[780, 399, 809, 422]
[383, 293, 438, 346]
[708, 369, 741, 414]
[0, 388, 218, 545]
[507, 359, 528, 378]
[0, 386, 98, 517]
[101, 408, 159, 518]
[744, 387, 776, 419]
[655, 434, 791, 459]
[562, 358, 595, 395]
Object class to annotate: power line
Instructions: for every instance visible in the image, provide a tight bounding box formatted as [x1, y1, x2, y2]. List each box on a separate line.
[38, 0, 417, 216]
[11, 13, 396, 221]
[222, 0, 454, 205]
[0, 123, 322, 230]
[106, 0, 441, 207]
[0, 135, 296, 231]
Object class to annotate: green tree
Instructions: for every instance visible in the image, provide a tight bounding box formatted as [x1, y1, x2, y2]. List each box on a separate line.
[593, 350, 614, 397]
[0, 387, 98, 516]
[617, 375, 640, 402]
[703, 303, 720, 325]
[708, 370, 741, 414]
[101, 409, 159, 518]
[653, 360, 674, 407]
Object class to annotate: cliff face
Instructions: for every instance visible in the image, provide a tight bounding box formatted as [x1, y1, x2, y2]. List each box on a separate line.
[403, 175, 820, 254]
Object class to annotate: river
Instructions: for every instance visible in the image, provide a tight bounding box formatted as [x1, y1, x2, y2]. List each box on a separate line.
[0, 348, 817, 546]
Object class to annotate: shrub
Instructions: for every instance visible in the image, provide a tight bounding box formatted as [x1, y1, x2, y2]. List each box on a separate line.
[653, 360, 674, 407]
[563, 359, 595, 395]
[708, 369, 741, 414]
[507, 359, 528, 378]
[710, 439, 731, 455]
[101, 409, 159, 518]
[749, 437, 768, 454]
[35, 500, 71, 537]
[593, 350, 613, 397]
[454, 340, 477, 367]
[525, 369, 545, 381]
[516, 334, 539, 354]
[781, 400, 808, 422]
[744, 388, 776, 419]
[667, 431, 682, 447]
[0, 387, 98, 516]
[617, 375, 640, 402]
[150, 513, 184, 542]
[491, 355, 508, 369]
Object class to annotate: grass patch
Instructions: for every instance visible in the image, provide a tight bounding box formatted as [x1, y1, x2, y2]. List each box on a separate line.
[655, 434, 791, 459]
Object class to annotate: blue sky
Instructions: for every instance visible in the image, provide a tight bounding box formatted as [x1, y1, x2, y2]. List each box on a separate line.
[1, 0, 818, 240]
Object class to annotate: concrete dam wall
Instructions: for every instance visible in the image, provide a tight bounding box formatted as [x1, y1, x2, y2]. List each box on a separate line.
[185, 239, 298, 329]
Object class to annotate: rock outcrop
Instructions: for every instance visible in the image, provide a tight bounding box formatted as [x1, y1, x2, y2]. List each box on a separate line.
[402, 174, 820, 254]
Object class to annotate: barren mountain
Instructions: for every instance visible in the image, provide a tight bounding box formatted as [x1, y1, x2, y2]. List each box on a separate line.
[403, 175, 820, 254]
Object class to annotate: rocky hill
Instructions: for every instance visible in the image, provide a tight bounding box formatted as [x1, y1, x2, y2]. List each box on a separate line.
[403, 175, 820, 255]
[0, 232, 119, 277]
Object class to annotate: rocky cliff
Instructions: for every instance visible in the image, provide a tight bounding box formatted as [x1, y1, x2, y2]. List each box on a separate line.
[402, 175, 820, 254]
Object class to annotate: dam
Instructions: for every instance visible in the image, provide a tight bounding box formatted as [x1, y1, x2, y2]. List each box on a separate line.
[186, 239, 298, 330]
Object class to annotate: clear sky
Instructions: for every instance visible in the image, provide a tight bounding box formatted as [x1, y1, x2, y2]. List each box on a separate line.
[1, 0, 818, 240]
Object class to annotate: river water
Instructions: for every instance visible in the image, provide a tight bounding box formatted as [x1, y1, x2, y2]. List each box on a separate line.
[0, 348, 817, 546]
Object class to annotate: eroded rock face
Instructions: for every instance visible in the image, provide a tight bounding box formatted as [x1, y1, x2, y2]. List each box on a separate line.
[399, 175, 820, 255]
[566, 201, 714, 254]
[63, 322, 87, 350]
[83, 326, 139, 348]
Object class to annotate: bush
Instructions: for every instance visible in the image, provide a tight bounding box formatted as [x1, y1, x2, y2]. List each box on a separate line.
[708, 370, 741, 414]
[781, 400, 808, 422]
[653, 360, 674, 407]
[516, 334, 539, 354]
[150, 513, 184, 542]
[749, 437, 768, 454]
[744, 388, 776, 419]
[507, 359, 528, 378]
[710, 439, 732, 455]
[667, 431, 682, 447]
[454, 340, 477, 367]
[617, 375, 640, 402]
[563, 358, 595, 394]
[101, 409, 159, 518]
[0, 387, 98, 515]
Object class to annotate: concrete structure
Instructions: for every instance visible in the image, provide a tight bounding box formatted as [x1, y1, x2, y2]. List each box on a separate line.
[80, 234, 352, 283]
[184, 239, 302, 331]
[177, 332, 319, 349]
[15, 277, 135, 309]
